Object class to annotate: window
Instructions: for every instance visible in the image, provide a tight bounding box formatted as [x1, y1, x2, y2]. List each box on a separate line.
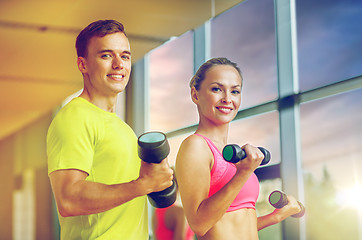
[257, 178, 283, 240]
[296, 0, 362, 91]
[229, 111, 280, 165]
[139, 0, 362, 239]
[149, 31, 195, 133]
[168, 134, 189, 167]
[211, 0, 278, 109]
[300, 89, 362, 239]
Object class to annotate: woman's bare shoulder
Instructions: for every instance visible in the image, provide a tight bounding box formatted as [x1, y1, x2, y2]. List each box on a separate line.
[177, 134, 212, 169]
[180, 134, 207, 150]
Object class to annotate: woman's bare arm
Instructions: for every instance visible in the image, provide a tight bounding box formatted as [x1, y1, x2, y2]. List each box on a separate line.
[176, 135, 262, 237]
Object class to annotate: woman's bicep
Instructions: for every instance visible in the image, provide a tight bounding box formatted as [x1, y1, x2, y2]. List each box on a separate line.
[176, 137, 211, 222]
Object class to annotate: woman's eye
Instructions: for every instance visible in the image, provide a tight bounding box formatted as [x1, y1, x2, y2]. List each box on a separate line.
[212, 87, 221, 92]
[232, 90, 241, 95]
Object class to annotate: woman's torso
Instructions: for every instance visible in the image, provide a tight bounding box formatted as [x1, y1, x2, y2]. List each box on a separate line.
[195, 134, 260, 240]
[199, 209, 259, 240]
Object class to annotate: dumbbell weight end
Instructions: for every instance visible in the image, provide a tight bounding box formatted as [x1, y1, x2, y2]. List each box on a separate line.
[222, 144, 271, 165]
[268, 190, 305, 218]
[148, 180, 177, 208]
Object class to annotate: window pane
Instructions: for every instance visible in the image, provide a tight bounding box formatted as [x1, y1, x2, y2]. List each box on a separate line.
[258, 178, 283, 240]
[168, 134, 190, 167]
[149, 31, 195, 132]
[301, 89, 362, 239]
[297, 0, 362, 91]
[229, 111, 280, 165]
[211, 0, 278, 109]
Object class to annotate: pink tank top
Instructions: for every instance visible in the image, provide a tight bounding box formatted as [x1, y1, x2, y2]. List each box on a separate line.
[195, 134, 259, 212]
[155, 205, 194, 240]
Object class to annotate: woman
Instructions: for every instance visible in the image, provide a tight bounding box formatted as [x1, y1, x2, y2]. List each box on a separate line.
[176, 57, 301, 240]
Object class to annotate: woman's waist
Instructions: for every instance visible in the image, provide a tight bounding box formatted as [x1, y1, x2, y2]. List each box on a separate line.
[201, 209, 258, 240]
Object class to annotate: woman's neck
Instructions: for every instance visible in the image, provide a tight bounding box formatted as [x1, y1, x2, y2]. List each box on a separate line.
[195, 122, 229, 146]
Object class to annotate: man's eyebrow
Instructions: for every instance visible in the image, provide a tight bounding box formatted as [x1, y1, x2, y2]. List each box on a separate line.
[123, 50, 131, 56]
[97, 49, 131, 55]
[97, 49, 112, 54]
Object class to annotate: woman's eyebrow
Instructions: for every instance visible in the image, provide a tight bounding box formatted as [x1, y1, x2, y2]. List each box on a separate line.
[211, 82, 241, 88]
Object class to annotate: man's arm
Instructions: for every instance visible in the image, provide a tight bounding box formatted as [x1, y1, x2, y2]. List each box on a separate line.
[50, 160, 173, 217]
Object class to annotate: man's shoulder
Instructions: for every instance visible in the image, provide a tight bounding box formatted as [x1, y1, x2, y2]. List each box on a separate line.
[59, 97, 90, 113]
[55, 98, 99, 120]
[50, 98, 100, 131]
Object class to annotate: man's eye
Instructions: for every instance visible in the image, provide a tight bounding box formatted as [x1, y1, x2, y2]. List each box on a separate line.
[121, 55, 130, 60]
[232, 90, 241, 95]
[101, 54, 112, 58]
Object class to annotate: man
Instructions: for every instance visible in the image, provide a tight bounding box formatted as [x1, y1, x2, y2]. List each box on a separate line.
[47, 20, 173, 240]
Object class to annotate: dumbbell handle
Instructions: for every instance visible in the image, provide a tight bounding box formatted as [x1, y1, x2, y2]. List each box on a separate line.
[268, 190, 305, 218]
[222, 144, 270, 165]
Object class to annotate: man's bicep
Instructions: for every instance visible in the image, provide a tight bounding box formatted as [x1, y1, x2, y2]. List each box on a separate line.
[49, 169, 89, 216]
[49, 169, 88, 198]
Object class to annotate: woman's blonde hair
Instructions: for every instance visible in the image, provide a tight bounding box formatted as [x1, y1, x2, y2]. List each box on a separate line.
[189, 57, 242, 90]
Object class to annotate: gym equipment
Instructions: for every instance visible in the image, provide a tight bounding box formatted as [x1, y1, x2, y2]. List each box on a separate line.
[268, 190, 305, 218]
[222, 144, 270, 165]
[138, 131, 177, 208]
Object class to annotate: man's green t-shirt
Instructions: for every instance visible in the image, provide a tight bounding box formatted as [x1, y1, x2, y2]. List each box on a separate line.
[47, 97, 148, 240]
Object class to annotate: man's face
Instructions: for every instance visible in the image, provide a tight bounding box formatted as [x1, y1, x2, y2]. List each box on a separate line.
[78, 32, 131, 97]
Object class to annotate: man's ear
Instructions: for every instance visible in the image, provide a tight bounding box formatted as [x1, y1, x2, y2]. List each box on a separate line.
[191, 87, 199, 104]
[77, 57, 87, 74]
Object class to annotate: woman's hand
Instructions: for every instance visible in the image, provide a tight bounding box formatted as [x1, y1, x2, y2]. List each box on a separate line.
[234, 144, 264, 174]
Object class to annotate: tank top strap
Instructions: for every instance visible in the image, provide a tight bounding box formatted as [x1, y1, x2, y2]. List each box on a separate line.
[193, 133, 225, 177]
[194, 134, 221, 156]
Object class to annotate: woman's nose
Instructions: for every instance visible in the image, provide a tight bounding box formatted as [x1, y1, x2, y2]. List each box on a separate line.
[222, 94, 232, 103]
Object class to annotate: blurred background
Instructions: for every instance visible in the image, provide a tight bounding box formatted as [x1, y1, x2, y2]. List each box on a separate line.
[1, 0, 361, 239]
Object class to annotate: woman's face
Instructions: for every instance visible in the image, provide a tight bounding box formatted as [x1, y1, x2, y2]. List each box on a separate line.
[192, 65, 242, 126]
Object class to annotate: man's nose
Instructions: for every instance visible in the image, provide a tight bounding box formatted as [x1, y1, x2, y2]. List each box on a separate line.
[112, 56, 124, 69]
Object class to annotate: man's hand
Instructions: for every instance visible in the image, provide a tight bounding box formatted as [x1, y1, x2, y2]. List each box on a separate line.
[138, 158, 174, 194]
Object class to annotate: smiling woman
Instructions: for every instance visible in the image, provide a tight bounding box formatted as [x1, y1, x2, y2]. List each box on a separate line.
[175, 58, 302, 240]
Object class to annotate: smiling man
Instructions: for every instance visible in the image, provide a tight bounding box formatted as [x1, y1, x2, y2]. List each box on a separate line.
[47, 20, 173, 240]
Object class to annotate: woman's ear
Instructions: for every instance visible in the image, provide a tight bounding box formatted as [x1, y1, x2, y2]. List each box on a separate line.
[191, 87, 199, 104]
[77, 57, 87, 74]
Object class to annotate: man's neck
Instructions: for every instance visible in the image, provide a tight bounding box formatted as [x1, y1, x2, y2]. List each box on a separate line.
[79, 90, 118, 113]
